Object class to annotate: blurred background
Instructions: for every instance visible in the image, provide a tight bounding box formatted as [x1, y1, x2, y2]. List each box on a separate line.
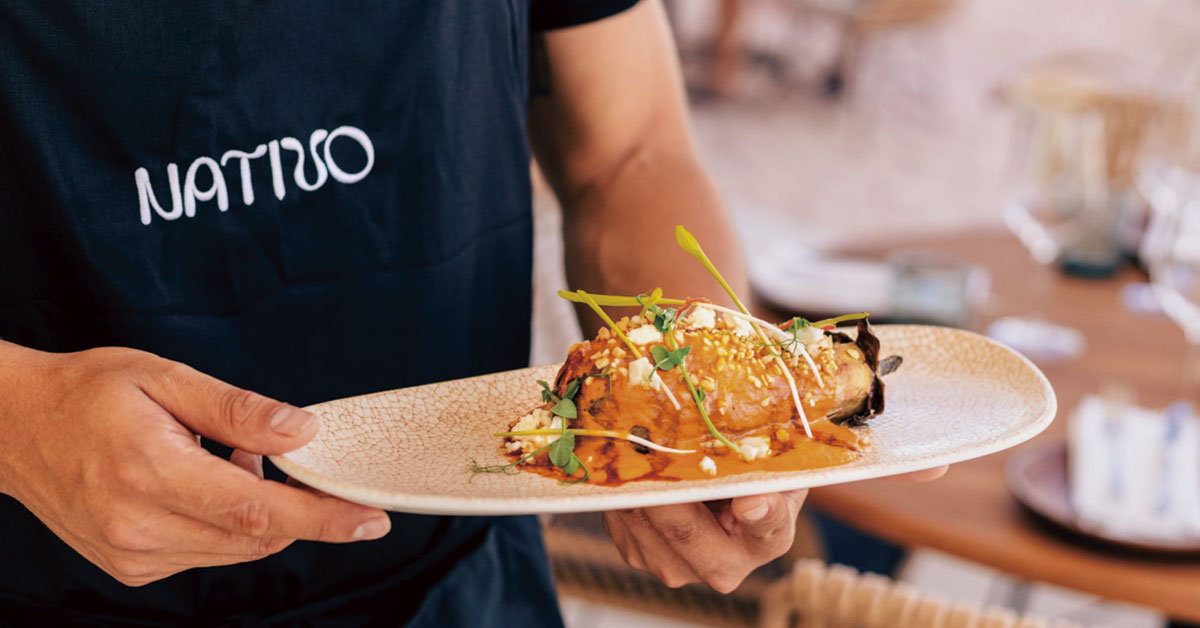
[530, 0, 1200, 627]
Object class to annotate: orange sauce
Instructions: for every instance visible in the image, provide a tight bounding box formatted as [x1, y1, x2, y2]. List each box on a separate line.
[517, 418, 867, 486]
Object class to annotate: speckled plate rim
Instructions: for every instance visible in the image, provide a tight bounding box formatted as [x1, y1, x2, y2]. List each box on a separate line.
[270, 326, 1057, 515]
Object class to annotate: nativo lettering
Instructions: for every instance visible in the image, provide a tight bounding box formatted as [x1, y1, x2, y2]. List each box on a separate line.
[135, 125, 374, 225]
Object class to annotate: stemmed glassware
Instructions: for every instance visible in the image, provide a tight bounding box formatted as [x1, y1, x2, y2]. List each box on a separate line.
[1139, 101, 1200, 402]
[987, 106, 1100, 362]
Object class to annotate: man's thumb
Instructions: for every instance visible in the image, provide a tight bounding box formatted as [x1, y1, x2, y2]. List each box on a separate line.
[141, 360, 319, 455]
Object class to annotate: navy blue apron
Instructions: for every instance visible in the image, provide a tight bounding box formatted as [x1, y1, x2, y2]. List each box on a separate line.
[0, 1, 634, 625]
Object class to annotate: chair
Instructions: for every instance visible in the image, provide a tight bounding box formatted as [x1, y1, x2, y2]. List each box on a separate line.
[758, 559, 1088, 628]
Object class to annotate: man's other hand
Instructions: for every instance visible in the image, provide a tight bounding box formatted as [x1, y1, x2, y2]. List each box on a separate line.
[604, 467, 947, 592]
[0, 345, 391, 586]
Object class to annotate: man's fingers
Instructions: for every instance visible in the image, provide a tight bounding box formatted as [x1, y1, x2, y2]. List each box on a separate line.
[728, 489, 806, 559]
[167, 454, 390, 543]
[602, 512, 647, 570]
[230, 449, 264, 479]
[138, 360, 319, 456]
[148, 512, 295, 561]
[622, 505, 737, 590]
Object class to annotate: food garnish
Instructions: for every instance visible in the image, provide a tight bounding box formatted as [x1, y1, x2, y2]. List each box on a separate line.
[476, 226, 900, 485]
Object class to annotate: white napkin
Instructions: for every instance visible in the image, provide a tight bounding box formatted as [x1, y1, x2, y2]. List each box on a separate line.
[1069, 396, 1200, 542]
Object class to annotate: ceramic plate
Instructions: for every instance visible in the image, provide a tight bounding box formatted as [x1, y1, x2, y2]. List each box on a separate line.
[1007, 442, 1200, 554]
[270, 325, 1056, 515]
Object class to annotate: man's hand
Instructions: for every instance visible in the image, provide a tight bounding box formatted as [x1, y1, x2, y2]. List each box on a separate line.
[605, 490, 808, 593]
[0, 343, 391, 586]
[604, 467, 948, 592]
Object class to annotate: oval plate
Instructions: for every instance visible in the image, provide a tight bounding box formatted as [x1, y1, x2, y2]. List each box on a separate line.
[270, 325, 1056, 515]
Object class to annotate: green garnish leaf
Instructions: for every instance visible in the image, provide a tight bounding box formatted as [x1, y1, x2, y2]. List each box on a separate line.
[652, 307, 678, 333]
[649, 344, 669, 367]
[784, 317, 811, 332]
[537, 380, 557, 404]
[562, 378, 582, 401]
[550, 397, 577, 419]
[562, 455, 581, 476]
[650, 344, 692, 371]
[560, 455, 590, 484]
[548, 432, 575, 467]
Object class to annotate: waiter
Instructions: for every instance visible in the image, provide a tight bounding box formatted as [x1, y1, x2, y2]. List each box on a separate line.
[0, 1, 942, 625]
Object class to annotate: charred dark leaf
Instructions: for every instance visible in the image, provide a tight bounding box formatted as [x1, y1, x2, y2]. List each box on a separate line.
[878, 355, 903, 377]
[832, 318, 894, 427]
[629, 425, 651, 454]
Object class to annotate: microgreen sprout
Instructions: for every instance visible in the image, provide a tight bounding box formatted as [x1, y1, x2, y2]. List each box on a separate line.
[651, 304, 741, 454]
[559, 290, 685, 308]
[470, 443, 553, 477]
[811, 312, 870, 328]
[674, 226, 752, 316]
[673, 225, 814, 439]
[576, 289, 643, 359]
[496, 428, 697, 454]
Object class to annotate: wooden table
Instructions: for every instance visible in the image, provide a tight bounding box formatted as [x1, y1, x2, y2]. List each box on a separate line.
[802, 229, 1200, 622]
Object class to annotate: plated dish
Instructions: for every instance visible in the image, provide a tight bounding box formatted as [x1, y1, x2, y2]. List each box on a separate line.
[484, 226, 895, 485]
[269, 227, 1057, 515]
[491, 303, 895, 486]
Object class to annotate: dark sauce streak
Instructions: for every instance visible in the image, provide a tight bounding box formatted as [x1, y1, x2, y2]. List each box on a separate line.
[598, 440, 619, 482]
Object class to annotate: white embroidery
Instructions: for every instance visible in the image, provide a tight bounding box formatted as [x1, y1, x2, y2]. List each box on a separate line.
[324, 125, 374, 184]
[280, 129, 329, 192]
[136, 163, 182, 225]
[135, 125, 375, 225]
[183, 156, 229, 217]
[219, 144, 267, 206]
[267, 139, 286, 202]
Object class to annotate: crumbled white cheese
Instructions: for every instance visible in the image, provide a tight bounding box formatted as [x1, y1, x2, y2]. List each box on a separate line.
[794, 323, 824, 347]
[738, 436, 772, 462]
[682, 306, 716, 330]
[730, 315, 755, 338]
[504, 409, 563, 455]
[699, 456, 717, 476]
[628, 356, 658, 388]
[626, 324, 663, 345]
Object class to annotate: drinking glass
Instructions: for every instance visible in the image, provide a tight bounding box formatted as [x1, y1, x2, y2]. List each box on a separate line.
[1138, 89, 1200, 400]
[987, 107, 1102, 362]
[1142, 167, 1200, 400]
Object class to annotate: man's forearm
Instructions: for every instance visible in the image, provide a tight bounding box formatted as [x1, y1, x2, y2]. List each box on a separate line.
[560, 145, 746, 335]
